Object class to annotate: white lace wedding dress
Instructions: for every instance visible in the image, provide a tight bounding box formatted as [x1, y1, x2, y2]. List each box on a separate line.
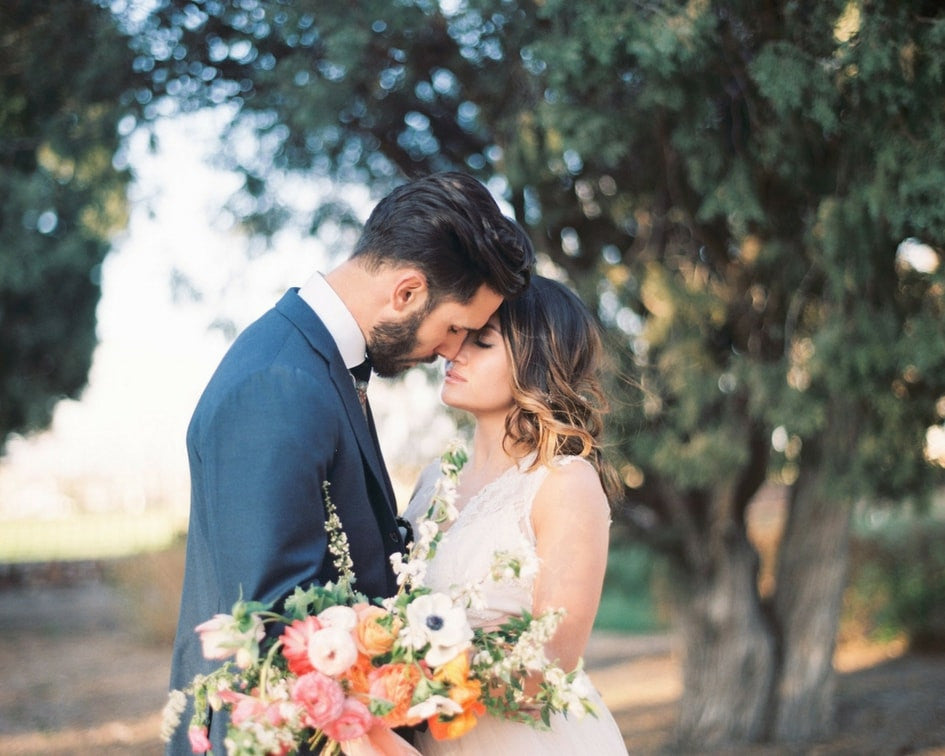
[403, 455, 628, 755]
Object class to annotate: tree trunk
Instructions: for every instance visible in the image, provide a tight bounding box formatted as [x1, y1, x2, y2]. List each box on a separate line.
[770, 466, 852, 741]
[673, 520, 777, 747]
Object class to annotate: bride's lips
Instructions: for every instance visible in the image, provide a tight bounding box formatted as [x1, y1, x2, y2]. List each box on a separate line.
[444, 367, 466, 384]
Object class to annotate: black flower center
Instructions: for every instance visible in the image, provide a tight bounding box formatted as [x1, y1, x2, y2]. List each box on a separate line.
[426, 615, 444, 631]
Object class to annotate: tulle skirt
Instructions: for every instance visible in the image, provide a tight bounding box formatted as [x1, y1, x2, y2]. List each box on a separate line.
[416, 685, 627, 756]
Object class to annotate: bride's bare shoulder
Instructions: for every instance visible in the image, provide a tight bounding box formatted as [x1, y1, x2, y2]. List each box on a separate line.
[533, 456, 609, 522]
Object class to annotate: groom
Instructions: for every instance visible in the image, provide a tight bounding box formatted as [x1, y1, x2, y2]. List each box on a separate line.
[167, 172, 534, 754]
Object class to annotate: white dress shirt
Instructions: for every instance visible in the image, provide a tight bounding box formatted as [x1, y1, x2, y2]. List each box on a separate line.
[297, 272, 367, 370]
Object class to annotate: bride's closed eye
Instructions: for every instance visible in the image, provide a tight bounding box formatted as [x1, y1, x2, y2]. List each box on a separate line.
[469, 324, 500, 349]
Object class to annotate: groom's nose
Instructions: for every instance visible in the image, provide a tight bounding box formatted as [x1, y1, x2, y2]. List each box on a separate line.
[435, 332, 466, 361]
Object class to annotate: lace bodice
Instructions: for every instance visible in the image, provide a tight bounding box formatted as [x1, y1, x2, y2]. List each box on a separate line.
[406, 454, 630, 755]
[403, 455, 580, 628]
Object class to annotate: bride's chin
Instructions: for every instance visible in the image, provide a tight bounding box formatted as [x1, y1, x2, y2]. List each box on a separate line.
[439, 388, 464, 410]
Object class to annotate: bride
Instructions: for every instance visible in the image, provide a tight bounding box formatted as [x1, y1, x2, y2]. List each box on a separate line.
[403, 275, 628, 754]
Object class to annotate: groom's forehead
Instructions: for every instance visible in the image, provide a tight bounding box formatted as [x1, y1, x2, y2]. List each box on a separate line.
[445, 287, 502, 329]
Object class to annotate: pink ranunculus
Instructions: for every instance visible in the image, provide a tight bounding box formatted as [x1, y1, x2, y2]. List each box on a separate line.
[307, 626, 359, 677]
[280, 616, 324, 675]
[321, 698, 375, 742]
[219, 689, 267, 726]
[187, 725, 212, 753]
[291, 670, 346, 728]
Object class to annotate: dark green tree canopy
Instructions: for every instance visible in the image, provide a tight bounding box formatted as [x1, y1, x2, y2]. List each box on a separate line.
[0, 0, 142, 451]
[136, 0, 945, 509]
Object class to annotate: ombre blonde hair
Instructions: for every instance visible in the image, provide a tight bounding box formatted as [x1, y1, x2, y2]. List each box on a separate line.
[498, 276, 620, 501]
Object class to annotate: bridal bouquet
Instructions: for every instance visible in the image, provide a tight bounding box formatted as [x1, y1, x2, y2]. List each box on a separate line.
[162, 442, 596, 755]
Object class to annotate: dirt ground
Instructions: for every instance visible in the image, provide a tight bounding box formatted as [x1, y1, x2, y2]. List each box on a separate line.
[1, 564, 944, 755]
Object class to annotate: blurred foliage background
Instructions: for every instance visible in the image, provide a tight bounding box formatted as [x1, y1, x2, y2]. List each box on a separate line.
[2, 0, 945, 749]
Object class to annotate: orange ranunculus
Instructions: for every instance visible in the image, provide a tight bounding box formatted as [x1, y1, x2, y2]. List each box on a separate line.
[354, 604, 401, 657]
[434, 653, 482, 709]
[432, 652, 471, 687]
[428, 653, 485, 740]
[368, 663, 424, 728]
[427, 700, 486, 741]
[342, 652, 375, 697]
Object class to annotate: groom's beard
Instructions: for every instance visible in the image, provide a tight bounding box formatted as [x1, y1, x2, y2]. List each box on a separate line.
[367, 309, 434, 377]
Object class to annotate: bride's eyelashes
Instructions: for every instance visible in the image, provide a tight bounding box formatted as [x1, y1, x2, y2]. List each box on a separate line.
[460, 328, 493, 349]
[469, 322, 502, 349]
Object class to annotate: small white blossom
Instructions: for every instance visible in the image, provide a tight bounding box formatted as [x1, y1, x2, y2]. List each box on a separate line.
[454, 581, 486, 611]
[379, 596, 398, 612]
[160, 690, 187, 743]
[493, 609, 563, 675]
[390, 551, 428, 587]
[418, 519, 439, 544]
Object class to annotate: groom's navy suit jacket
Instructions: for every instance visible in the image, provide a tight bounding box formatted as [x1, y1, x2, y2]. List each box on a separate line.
[167, 289, 404, 754]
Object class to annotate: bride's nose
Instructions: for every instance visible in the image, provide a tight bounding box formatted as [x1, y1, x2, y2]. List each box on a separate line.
[450, 344, 469, 364]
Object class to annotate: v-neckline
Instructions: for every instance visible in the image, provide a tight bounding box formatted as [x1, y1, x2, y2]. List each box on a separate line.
[441, 452, 539, 532]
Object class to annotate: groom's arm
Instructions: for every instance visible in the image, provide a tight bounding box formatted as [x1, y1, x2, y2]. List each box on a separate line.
[193, 364, 339, 608]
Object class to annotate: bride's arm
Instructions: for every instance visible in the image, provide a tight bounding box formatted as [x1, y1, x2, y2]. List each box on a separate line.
[530, 459, 611, 672]
[401, 459, 441, 526]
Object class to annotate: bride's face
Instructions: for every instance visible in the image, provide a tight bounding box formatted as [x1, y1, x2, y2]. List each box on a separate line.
[440, 314, 514, 417]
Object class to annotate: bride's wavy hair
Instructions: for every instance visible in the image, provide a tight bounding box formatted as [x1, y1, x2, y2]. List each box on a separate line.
[499, 276, 621, 501]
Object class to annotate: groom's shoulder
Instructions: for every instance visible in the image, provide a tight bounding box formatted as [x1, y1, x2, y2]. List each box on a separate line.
[194, 303, 333, 406]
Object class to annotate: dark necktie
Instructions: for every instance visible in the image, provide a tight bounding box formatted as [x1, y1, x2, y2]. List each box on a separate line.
[350, 359, 372, 417]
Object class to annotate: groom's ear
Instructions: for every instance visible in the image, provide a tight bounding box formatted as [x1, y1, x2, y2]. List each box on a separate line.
[389, 268, 429, 314]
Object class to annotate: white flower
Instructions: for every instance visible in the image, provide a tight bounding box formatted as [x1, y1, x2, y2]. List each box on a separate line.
[551, 673, 596, 719]
[544, 667, 566, 688]
[489, 545, 539, 584]
[235, 646, 257, 670]
[317, 605, 358, 632]
[194, 612, 265, 668]
[406, 695, 463, 721]
[418, 519, 439, 544]
[379, 596, 397, 612]
[390, 551, 428, 587]
[159, 690, 186, 743]
[307, 626, 359, 677]
[492, 609, 564, 675]
[454, 581, 486, 611]
[402, 592, 473, 668]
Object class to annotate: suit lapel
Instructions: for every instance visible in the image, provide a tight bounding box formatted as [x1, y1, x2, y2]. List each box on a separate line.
[326, 359, 397, 507]
[275, 289, 397, 516]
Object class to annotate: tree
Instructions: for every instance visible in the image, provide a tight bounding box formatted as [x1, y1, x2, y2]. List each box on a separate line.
[0, 0, 142, 453]
[135, 0, 945, 746]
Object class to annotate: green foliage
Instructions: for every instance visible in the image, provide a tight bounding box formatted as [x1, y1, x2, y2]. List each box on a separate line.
[595, 543, 669, 634]
[845, 506, 945, 650]
[0, 0, 143, 452]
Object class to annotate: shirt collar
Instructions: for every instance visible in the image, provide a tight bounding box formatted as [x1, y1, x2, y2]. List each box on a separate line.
[297, 272, 367, 370]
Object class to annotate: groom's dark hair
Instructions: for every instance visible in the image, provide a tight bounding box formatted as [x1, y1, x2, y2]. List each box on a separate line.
[351, 172, 534, 304]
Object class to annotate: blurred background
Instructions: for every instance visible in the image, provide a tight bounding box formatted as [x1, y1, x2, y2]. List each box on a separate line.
[2, 1, 945, 753]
